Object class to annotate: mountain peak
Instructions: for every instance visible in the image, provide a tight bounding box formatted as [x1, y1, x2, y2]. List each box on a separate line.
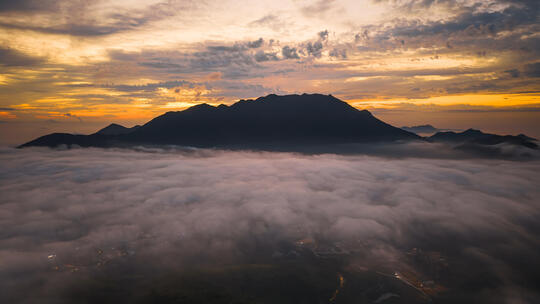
[20, 93, 419, 149]
[96, 123, 140, 136]
[401, 124, 439, 135]
[124, 93, 418, 146]
[429, 128, 537, 149]
[462, 128, 484, 135]
[185, 103, 215, 111]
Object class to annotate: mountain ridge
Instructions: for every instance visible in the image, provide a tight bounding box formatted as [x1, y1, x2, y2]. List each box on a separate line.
[119, 93, 410, 147]
[428, 128, 538, 149]
[95, 123, 141, 136]
[18, 94, 537, 153]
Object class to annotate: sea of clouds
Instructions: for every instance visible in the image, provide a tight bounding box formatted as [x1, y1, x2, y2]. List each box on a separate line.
[1, 146, 539, 303]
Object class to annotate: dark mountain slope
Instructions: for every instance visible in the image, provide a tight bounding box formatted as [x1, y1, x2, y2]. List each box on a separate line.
[95, 123, 140, 135]
[124, 94, 419, 146]
[20, 94, 419, 149]
[429, 129, 538, 149]
[19, 133, 114, 148]
[401, 124, 439, 134]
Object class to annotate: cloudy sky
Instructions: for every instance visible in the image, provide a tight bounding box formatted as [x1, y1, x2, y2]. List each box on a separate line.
[0, 0, 539, 145]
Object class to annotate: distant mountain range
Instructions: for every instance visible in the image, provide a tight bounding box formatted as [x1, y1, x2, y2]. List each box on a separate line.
[96, 123, 140, 135]
[401, 124, 465, 135]
[19, 94, 538, 152]
[428, 129, 538, 149]
[401, 124, 440, 134]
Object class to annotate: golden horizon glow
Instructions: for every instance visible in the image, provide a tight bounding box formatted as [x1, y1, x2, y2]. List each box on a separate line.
[0, 0, 539, 145]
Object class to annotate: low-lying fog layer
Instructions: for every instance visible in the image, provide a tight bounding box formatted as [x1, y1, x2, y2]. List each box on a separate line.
[1, 147, 539, 303]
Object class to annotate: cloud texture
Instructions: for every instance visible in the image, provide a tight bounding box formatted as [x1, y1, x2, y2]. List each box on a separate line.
[1, 0, 539, 144]
[1, 147, 539, 303]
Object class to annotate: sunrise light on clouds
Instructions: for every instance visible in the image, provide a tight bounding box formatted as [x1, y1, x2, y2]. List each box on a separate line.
[2, 2, 540, 303]
[0, 0, 538, 145]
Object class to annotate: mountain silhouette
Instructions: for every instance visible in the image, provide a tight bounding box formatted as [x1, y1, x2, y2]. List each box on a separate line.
[19, 94, 420, 149]
[95, 123, 140, 135]
[429, 129, 538, 149]
[19, 94, 537, 152]
[401, 124, 439, 134]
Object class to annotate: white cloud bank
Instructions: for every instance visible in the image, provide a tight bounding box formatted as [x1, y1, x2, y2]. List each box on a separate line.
[1, 147, 539, 303]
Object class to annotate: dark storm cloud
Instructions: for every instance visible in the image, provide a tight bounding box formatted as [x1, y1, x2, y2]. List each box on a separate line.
[190, 48, 257, 70]
[523, 62, 540, 77]
[0, 148, 539, 303]
[97, 47, 287, 96]
[108, 38, 277, 77]
[504, 69, 520, 78]
[295, 29, 331, 58]
[305, 41, 324, 58]
[96, 38, 537, 98]
[254, 50, 279, 62]
[192, 30, 332, 65]
[329, 48, 347, 59]
[189, 39, 294, 70]
[355, 29, 370, 43]
[247, 38, 264, 48]
[206, 44, 247, 53]
[318, 30, 329, 41]
[0, 47, 44, 67]
[390, 6, 538, 39]
[359, 0, 540, 67]
[375, 0, 538, 11]
[107, 49, 187, 71]
[106, 47, 259, 79]
[282, 46, 300, 59]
